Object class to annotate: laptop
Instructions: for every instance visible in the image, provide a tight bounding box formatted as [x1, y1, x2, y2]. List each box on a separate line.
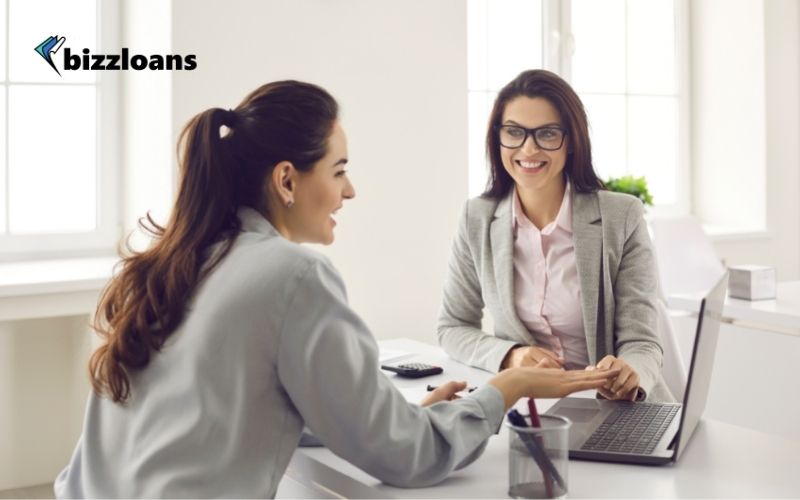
[545, 273, 728, 465]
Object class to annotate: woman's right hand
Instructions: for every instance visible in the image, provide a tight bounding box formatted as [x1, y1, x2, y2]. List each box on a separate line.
[500, 345, 565, 369]
[489, 362, 621, 410]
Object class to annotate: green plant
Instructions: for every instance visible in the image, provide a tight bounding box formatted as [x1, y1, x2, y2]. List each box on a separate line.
[604, 175, 654, 206]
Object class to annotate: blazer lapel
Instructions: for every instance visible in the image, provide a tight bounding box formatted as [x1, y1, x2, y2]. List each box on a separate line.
[490, 192, 531, 343]
[572, 191, 604, 364]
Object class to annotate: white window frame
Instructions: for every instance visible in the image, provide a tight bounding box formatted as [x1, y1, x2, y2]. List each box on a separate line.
[0, 0, 121, 261]
[469, 0, 691, 217]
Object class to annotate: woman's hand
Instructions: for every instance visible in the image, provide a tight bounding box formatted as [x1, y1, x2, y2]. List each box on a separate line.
[420, 380, 468, 407]
[501, 345, 565, 370]
[586, 355, 641, 401]
[489, 360, 621, 409]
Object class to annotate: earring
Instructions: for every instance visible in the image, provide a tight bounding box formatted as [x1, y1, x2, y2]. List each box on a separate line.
[286, 200, 294, 208]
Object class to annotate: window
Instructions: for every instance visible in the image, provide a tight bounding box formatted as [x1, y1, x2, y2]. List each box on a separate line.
[0, 0, 120, 259]
[468, 0, 688, 216]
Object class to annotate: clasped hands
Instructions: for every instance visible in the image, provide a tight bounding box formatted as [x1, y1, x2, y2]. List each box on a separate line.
[501, 346, 641, 401]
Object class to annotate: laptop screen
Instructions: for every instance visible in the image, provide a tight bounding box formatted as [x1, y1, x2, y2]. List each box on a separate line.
[674, 273, 729, 460]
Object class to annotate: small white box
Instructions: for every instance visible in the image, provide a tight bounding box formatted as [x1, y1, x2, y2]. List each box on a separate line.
[728, 265, 776, 300]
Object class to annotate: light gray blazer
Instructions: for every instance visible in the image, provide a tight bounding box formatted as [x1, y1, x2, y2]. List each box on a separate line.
[55, 207, 505, 499]
[437, 189, 674, 403]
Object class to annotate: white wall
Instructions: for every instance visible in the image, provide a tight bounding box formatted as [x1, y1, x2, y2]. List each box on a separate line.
[122, 0, 174, 247]
[171, 0, 469, 342]
[694, 0, 800, 280]
[691, 0, 766, 232]
[0, 316, 91, 490]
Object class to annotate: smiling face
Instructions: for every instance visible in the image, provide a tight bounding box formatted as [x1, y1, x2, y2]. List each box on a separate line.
[290, 121, 355, 244]
[499, 96, 568, 196]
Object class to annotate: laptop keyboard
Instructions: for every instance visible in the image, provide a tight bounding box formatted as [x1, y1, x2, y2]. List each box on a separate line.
[580, 402, 680, 455]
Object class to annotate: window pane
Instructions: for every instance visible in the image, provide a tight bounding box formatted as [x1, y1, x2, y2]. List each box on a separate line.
[0, 92, 5, 233]
[8, 85, 96, 233]
[486, 0, 542, 91]
[627, 96, 676, 205]
[627, 0, 675, 94]
[9, 0, 96, 83]
[468, 91, 496, 197]
[467, 0, 489, 91]
[571, 0, 626, 94]
[580, 94, 627, 181]
[0, 0, 7, 81]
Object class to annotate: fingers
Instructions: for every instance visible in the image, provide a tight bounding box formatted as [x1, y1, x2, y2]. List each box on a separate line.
[438, 380, 467, 398]
[562, 368, 622, 395]
[420, 380, 467, 407]
[534, 357, 562, 369]
[569, 378, 610, 394]
[617, 374, 640, 400]
[596, 386, 617, 400]
[581, 368, 622, 383]
[596, 355, 616, 370]
[597, 356, 621, 390]
[535, 348, 565, 366]
[607, 359, 640, 399]
[507, 346, 566, 369]
[591, 356, 641, 401]
[610, 367, 632, 394]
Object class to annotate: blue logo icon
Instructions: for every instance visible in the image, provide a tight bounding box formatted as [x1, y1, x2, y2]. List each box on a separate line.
[35, 35, 66, 76]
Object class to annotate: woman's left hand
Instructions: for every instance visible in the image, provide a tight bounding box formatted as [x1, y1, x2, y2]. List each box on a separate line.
[420, 380, 468, 407]
[586, 355, 640, 401]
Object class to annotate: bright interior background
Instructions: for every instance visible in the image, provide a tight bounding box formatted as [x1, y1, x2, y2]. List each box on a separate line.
[0, 0, 798, 491]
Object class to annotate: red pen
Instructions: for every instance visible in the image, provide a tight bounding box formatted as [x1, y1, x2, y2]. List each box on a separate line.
[528, 398, 555, 498]
[528, 397, 542, 427]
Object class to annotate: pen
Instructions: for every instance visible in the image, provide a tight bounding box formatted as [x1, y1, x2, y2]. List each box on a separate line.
[507, 409, 566, 493]
[426, 384, 477, 393]
[528, 398, 555, 498]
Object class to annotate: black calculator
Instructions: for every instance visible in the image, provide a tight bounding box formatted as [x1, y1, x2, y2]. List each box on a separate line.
[380, 362, 443, 378]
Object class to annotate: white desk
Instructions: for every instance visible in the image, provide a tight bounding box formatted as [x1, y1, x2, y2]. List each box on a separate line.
[668, 280, 800, 336]
[278, 339, 800, 499]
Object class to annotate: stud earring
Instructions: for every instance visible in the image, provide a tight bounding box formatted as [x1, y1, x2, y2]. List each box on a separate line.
[286, 200, 294, 208]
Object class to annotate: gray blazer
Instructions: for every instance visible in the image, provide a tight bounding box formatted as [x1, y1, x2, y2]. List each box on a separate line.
[437, 189, 674, 403]
[55, 207, 505, 498]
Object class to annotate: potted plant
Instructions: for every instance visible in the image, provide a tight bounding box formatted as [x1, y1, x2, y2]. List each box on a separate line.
[604, 175, 654, 207]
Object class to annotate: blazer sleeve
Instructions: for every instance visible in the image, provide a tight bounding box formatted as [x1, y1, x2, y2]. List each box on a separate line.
[436, 202, 520, 373]
[613, 199, 665, 399]
[276, 258, 505, 488]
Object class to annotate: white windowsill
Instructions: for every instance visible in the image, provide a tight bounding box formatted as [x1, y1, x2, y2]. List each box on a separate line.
[0, 256, 118, 322]
[703, 225, 771, 242]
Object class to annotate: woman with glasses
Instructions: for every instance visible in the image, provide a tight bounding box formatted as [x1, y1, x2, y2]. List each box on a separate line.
[54, 80, 619, 498]
[438, 70, 673, 403]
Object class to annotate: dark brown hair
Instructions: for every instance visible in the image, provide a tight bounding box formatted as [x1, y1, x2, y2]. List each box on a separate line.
[89, 81, 339, 403]
[483, 69, 605, 198]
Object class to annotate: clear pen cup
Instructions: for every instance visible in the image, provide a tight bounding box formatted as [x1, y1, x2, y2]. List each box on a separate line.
[506, 414, 571, 499]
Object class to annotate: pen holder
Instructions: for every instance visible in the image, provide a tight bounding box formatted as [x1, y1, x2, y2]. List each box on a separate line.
[506, 414, 571, 499]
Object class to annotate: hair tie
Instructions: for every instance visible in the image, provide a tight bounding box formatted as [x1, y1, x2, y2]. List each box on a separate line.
[222, 108, 237, 128]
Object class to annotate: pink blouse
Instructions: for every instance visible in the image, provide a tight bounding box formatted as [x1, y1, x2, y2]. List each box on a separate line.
[512, 183, 590, 369]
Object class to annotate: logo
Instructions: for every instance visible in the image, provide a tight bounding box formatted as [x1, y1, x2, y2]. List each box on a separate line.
[35, 35, 66, 76]
[34, 35, 196, 76]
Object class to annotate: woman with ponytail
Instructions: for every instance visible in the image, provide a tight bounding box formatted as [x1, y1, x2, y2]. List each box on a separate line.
[55, 80, 618, 498]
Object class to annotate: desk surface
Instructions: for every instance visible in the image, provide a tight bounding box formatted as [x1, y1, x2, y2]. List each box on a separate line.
[668, 280, 800, 335]
[280, 339, 800, 499]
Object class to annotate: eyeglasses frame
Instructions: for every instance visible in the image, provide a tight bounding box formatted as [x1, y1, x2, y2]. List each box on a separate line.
[494, 124, 569, 151]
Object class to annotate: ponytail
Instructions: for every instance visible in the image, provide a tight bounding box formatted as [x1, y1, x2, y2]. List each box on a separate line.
[89, 108, 240, 403]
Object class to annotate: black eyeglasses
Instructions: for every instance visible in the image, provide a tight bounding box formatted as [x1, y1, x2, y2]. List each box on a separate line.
[495, 125, 568, 151]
